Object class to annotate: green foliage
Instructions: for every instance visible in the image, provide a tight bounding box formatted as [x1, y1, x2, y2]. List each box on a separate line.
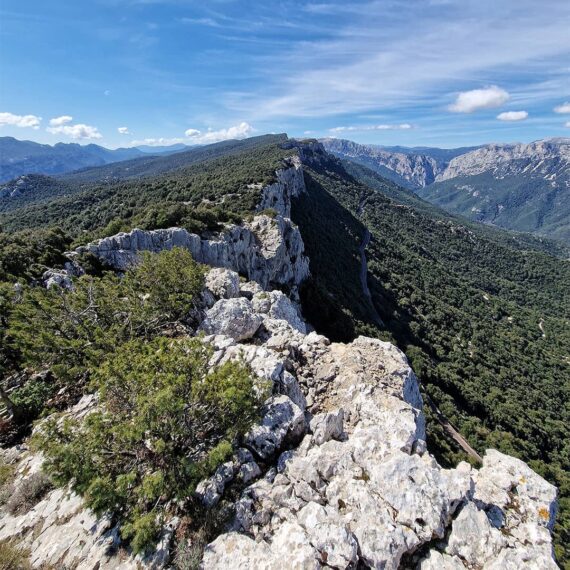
[10, 375, 55, 421]
[0, 227, 71, 281]
[7, 248, 204, 383]
[36, 337, 262, 553]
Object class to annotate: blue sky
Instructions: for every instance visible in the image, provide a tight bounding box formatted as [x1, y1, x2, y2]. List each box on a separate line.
[1, 0, 569, 148]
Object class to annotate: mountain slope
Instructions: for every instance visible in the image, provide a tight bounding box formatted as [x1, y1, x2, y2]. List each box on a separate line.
[321, 137, 477, 189]
[420, 139, 570, 243]
[0, 135, 289, 215]
[290, 142, 570, 562]
[0, 137, 146, 182]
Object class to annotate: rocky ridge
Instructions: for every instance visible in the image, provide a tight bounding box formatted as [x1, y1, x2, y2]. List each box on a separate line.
[321, 138, 444, 188]
[436, 139, 570, 182]
[1, 149, 560, 569]
[44, 157, 309, 295]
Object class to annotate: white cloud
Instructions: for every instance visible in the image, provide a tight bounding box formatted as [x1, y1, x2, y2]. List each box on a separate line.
[554, 102, 570, 114]
[49, 115, 73, 127]
[184, 122, 255, 144]
[565, 121, 570, 128]
[129, 137, 185, 147]
[0, 112, 42, 129]
[117, 127, 131, 135]
[496, 110, 528, 122]
[448, 86, 510, 113]
[47, 123, 102, 140]
[329, 123, 413, 133]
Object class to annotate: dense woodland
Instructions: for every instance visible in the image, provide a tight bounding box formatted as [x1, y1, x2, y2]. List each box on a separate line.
[0, 136, 569, 565]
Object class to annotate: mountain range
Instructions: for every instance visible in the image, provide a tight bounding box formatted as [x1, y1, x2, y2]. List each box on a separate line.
[0, 137, 194, 183]
[322, 137, 570, 244]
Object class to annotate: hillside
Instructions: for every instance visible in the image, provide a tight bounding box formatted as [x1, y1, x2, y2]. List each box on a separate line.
[0, 134, 290, 219]
[324, 137, 570, 245]
[0, 136, 568, 565]
[291, 143, 570, 563]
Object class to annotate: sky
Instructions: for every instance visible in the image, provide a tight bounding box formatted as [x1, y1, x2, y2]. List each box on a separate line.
[1, 0, 569, 149]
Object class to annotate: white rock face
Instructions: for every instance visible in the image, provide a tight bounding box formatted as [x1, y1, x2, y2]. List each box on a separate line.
[199, 297, 263, 341]
[437, 139, 570, 181]
[205, 267, 240, 300]
[257, 157, 305, 218]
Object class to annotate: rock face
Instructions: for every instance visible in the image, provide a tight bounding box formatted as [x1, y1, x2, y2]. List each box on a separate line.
[202, 333, 559, 570]
[321, 138, 448, 188]
[436, 139, 570, 182]
[65, 160, 310, 296]
[257, 156, 305, 218]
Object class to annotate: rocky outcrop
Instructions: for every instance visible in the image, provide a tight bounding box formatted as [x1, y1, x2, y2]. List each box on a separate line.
[0, 272, 559, 569]
[257, 156, 305, 218]
[71, 213, 309, 295]
[202, 332, 558, 570]
[59, 160, 310, 294]
[321, 138, 447, 188]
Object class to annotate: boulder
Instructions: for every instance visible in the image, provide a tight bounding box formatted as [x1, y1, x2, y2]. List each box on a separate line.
[205, 268, 240, 300]
[199, 298, 262, 341]
[245, 395, 307, 459]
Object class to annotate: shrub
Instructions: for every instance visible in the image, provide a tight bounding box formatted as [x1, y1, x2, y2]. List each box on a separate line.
[0, 541, 32, 570]
[8, 248, 205, 383]
[37, 337, 263, 554]
[6, 472, 52, 515]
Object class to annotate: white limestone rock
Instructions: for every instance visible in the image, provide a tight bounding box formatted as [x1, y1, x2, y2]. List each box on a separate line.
[245, 395, 307, 459]
[252, 290, 307, 334]
[205, 267, 240, 299]
[199, 298, 262, 341]
[309, 409, 344, 446]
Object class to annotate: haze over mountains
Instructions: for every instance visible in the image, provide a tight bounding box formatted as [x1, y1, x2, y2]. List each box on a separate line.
[322, 137, 570, 244]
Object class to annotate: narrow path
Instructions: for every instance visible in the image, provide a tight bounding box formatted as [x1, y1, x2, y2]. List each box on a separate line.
[425, 395, 483, 463]
[357, 196, 384, 327]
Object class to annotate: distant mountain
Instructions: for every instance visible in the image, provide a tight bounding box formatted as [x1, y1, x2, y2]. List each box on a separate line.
[0, 134, 288, 212]
[420, 139, 570, 243]
[322, 137, 570, 244]
[0, 137, 145, 182]
[321, 138, 479, 189]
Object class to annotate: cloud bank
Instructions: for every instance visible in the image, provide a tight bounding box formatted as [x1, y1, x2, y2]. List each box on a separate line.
[330, 123, 413, 133]
[47, 123, 102, 140]
[49, 116, 73, 127]
[184, 122, 254, 143]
